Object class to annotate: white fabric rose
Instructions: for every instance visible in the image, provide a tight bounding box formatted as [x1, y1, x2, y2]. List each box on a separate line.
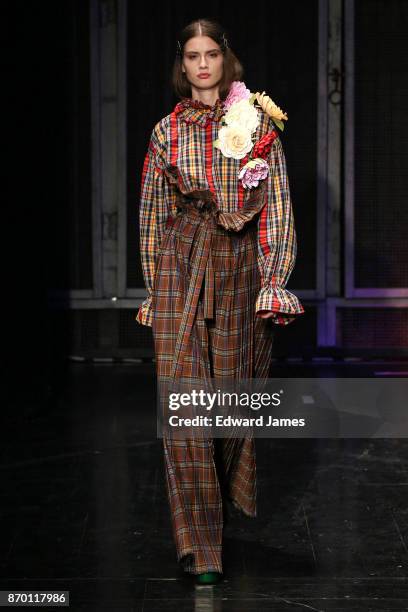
[215, 124, 254, 159]
[224, 99, 260, 134]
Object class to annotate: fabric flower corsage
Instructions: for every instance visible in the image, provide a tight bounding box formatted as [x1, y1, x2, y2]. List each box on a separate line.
[214, 80, 288, 189]
[238, 158, 269, 189]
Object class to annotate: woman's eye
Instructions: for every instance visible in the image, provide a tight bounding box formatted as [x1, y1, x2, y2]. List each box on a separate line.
[187, 53, 219, 59]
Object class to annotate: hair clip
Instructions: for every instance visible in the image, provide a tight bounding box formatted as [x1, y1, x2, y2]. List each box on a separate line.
[176, 40, 182, 57]
[222, 33, 229, 50]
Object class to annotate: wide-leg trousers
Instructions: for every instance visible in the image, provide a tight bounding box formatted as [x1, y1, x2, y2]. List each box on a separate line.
[152, 204, 274, 574]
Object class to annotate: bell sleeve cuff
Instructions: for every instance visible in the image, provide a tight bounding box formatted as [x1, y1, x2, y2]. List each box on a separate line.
[255, 285, 305, 325]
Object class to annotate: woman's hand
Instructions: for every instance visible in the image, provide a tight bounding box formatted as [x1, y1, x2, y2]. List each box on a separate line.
[257, 311, 276, 319]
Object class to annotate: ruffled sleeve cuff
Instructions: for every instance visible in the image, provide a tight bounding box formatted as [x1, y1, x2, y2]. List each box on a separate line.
[135, 295, 153, 327]
[255, 286, 305, 326]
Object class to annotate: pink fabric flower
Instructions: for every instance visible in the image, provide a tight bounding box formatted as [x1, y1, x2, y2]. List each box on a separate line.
[238, 158, 269, 189]
[224, 81, 252, 111]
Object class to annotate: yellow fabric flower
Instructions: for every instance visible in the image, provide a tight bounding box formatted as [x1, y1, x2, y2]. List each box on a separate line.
[254, 91, 288, 130]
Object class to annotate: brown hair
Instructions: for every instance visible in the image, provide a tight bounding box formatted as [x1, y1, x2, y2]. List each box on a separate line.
[172, 18, 244, 101]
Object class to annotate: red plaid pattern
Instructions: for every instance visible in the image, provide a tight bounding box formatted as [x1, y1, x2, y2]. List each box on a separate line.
[136, 101, 304, 327]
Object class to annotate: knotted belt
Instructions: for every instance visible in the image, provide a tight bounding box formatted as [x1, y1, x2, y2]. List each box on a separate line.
[167, 205, 216, 379]
[165, 182, 269, 380]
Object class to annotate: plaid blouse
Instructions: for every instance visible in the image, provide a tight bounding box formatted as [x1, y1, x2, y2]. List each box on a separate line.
[136, 97, 305, 327]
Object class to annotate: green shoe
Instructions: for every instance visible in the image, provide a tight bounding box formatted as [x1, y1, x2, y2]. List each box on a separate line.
[196, 571, 222, 585]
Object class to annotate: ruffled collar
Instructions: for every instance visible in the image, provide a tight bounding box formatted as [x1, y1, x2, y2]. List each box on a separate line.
[173, 96, 225, 127]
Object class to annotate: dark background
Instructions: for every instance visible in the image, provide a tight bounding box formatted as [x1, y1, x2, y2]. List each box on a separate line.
[5, 0, 408, 413]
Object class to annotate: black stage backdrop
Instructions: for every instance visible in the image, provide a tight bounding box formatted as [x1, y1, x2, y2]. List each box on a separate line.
[126, 1, 318, 292]
[6, 1, 408, 413]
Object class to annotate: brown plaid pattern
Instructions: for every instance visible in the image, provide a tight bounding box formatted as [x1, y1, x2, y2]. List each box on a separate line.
[155, 200, 273, 574]
[135, 98, 304, 574]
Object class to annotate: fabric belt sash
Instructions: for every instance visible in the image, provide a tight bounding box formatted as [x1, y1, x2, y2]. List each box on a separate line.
[169, 207, 217, 379]
[167, 183, 268, 380]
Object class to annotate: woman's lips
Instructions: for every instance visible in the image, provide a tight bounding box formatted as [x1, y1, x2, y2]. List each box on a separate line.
[198, 74, 210, 79]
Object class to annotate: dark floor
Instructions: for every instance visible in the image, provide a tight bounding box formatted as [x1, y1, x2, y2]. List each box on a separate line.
[1, 360, 408, 611]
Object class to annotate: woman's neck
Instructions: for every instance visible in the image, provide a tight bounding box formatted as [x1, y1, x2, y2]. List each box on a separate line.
[190, 86, 220, 107]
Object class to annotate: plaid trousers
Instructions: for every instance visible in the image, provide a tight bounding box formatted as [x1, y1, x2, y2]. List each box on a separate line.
[152, 192, 274, 574]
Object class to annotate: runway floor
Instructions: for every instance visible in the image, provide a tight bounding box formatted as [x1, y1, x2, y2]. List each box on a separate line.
[1, 360, 407, 610]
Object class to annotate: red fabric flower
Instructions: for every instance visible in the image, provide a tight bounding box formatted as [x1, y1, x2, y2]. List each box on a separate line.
[252, 130, 278, 159]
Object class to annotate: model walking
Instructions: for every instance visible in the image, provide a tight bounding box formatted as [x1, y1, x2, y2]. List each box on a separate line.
[136, 18, 304, 584]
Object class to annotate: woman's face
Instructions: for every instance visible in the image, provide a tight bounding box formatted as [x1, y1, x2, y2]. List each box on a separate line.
[182, 36, 224, 93]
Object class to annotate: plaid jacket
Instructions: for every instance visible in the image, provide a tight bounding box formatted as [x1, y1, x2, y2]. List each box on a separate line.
[136, 98, 304, 327]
